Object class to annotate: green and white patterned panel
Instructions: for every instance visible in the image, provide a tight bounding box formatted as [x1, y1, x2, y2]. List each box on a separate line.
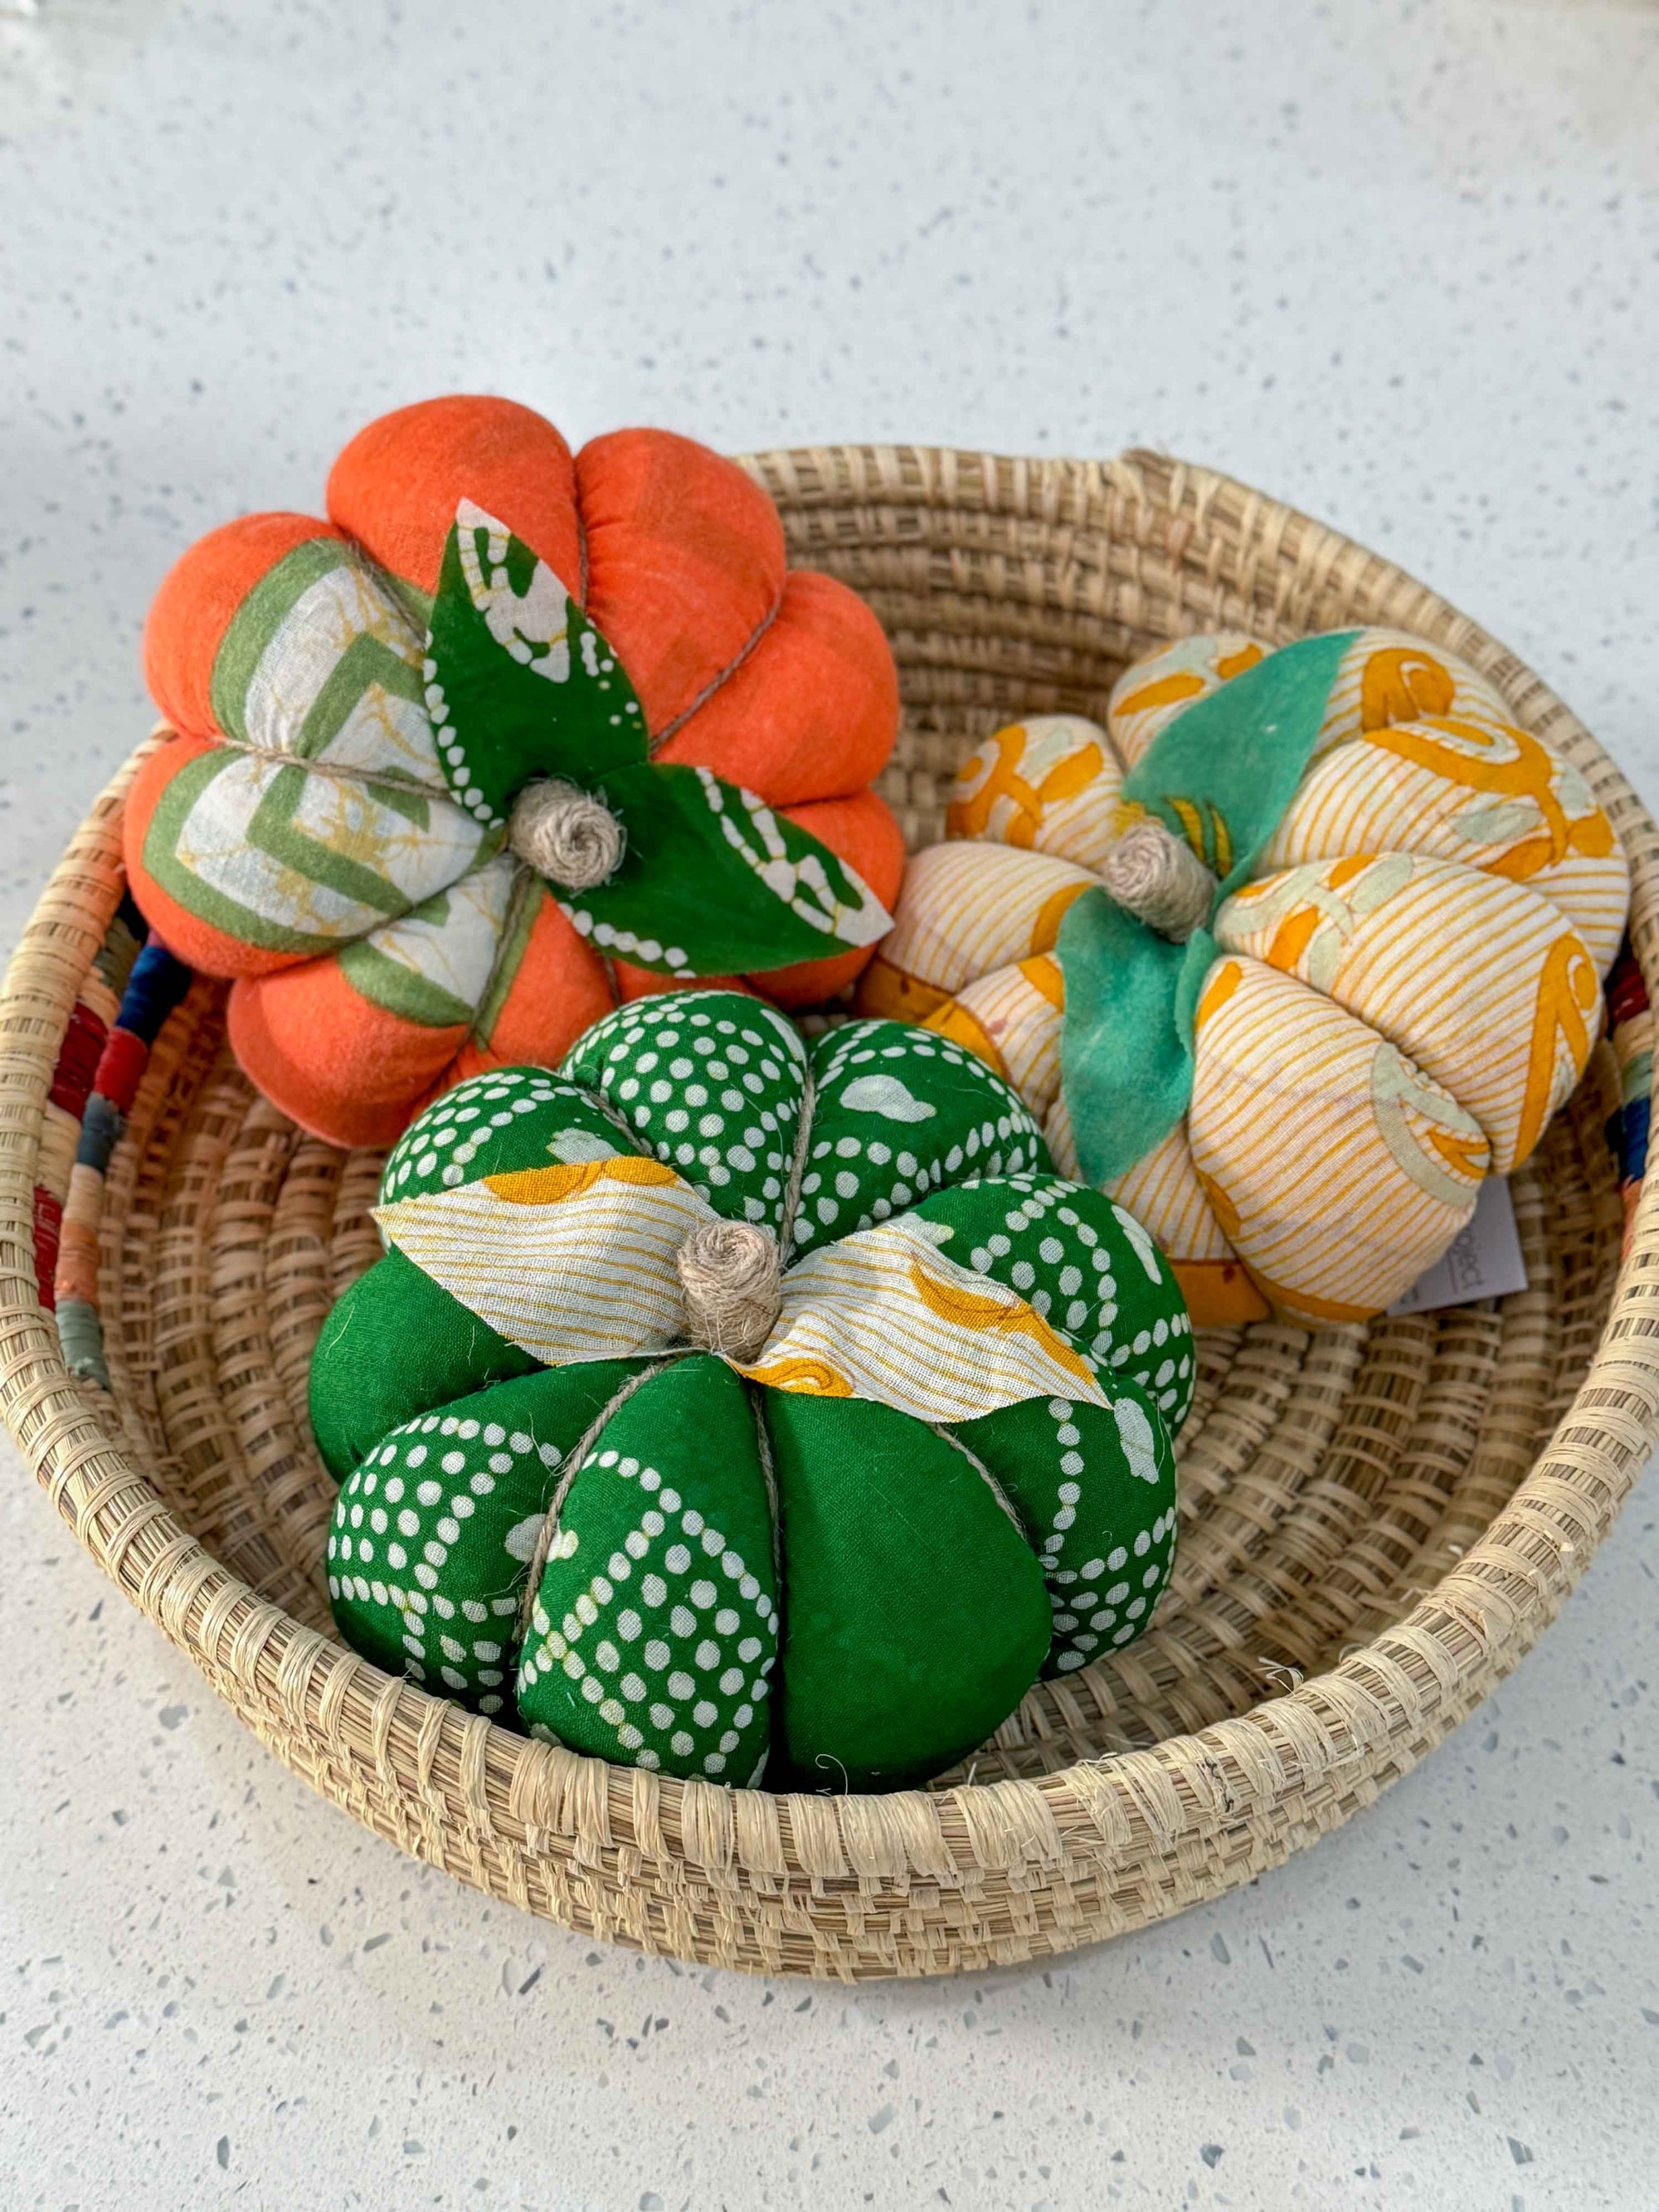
[143, 535, 491, 953]
[211, 537, 445, 782]
[560, 991, 810, 1232]
[335, 852, 516, 1028]
[793, 1020, 1050, 1253]
[380, 1067, 639, 1205]
[952, 1378, 1179, 1675]
[326, 1363, 651, 1716]
[517, 1357, 779, 1780]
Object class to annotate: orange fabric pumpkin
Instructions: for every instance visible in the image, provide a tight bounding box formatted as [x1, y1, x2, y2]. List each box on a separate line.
[128, 397, 903, 1146]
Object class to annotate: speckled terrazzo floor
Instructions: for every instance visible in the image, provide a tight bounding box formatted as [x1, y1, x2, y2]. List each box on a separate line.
[2, 2, 1657, 2205]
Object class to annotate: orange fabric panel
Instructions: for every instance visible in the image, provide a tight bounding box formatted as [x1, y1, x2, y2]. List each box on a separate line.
[228, 961, 470, 1150]
[325, 395, 582, 596]
[652, 569, 900, 806]
[475, 892, 615, 1067]
[577, 429, 786, 736]
[614, 963, 753, 1006]
[1171, 1258, 1272, 1327]
[144, 512, 342, 740]
[124, 735, 307, 979]
[751, 790, 907, 1008]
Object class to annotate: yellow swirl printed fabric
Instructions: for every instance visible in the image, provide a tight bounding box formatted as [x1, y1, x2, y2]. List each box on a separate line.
[739, 1213, 1109, 1418]
[374, 1156, 1112, 1422]
[864, 628, 1630, 1326]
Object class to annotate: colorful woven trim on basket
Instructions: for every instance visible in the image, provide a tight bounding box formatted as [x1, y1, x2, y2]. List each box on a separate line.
[1605, 941, 1651, 1256]
[36, 901, 193, 1383]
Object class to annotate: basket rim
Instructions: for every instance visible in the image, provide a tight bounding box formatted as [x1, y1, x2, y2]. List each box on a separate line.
[4, 441, 1658, 1933]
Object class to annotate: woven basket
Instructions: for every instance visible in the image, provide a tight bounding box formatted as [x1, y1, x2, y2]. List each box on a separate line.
[4, 446, 1657, 1980]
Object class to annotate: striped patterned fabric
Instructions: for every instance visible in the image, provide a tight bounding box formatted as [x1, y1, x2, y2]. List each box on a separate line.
[35, 904, 193, 1383]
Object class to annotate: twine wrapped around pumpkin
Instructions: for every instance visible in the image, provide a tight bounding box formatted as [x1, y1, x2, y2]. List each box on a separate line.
[508, 778, 625, 890]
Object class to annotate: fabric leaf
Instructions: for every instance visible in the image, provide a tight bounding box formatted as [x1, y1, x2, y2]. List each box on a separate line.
[1057, 629, 1360, 1186]
[423, 501, 649, 827]
[740, 1208, 1109, 1422]
[373, 1155, 714, 1368]
[553, 761, 891, 978]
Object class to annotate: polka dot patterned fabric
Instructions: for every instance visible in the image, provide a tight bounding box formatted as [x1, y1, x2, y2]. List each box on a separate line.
[318, 990, 1190, 1791]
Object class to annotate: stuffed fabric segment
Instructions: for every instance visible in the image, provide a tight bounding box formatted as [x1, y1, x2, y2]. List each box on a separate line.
[129, 397, 904, 1148]
[864, 626, 1629, 1327]
[312, 993, 1190, 1791]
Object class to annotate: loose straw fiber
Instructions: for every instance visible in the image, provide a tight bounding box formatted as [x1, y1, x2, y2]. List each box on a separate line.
[3, 447, 1657, 1981]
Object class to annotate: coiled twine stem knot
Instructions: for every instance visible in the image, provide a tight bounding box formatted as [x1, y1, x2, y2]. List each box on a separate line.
[675, 1220, 782, 1363]
[1101, 817, 1217, 941]
[508, 778, 625, 891]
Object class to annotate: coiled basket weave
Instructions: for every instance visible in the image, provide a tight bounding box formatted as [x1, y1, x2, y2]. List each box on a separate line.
[3, 447, 1657, 1980]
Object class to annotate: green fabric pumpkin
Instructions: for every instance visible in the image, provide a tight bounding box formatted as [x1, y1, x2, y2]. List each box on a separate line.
[312, 992, 1192, 1791]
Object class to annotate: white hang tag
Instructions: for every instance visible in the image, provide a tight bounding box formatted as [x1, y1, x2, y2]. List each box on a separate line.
[1389, 1176, 1529, 1316]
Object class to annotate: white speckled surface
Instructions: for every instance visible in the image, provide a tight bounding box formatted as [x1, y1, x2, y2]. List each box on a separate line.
[3, 2, 1658, 2205]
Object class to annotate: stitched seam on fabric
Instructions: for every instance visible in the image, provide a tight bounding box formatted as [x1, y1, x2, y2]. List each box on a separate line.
[646, 591, 784, 756]
[148, 722, 455, 805]
[929, 1422, 1030, 1543]
[513, 1357, 674, 1648]
[468, 862, 538, 1050]
[748, 1385, 784, 1591]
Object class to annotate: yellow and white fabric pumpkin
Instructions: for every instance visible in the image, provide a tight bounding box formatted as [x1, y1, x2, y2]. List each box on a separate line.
[861, 628, 1629, 1326]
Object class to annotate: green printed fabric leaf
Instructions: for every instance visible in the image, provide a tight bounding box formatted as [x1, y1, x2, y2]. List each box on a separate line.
[423, 501, 649, 828]
[553, 760, 892, 978]
[1058, 629, 1360, 1186]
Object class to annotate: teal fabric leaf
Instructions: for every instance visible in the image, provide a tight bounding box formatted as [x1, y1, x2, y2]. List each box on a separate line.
[553, 760, 891, 979]
[423, 503, 649, 827]
[1057, 629, 1360, 1187]
[1057, 891, 1210, 1187]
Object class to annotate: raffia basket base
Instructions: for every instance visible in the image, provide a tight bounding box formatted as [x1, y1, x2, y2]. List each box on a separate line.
[3, 446, 1652, 1981]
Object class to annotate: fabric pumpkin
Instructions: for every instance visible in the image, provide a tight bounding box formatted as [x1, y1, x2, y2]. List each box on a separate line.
[128, 396, 905, 1148]
[861, 628, 1630, 1327]
[310, 992, 1192, 1791]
